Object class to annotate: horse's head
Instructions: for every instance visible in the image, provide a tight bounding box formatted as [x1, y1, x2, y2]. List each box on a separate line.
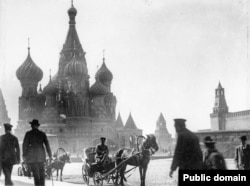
[59, 152, 71, 163]
[146, 134, 159, 153]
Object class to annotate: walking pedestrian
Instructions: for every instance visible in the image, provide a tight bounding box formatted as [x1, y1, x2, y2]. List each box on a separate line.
[235, 135, 250, 170]
[169, 119, 202, 177]
[0, 123, 20, 186]
[202, 136, 226, 170]
[22, 119, 52, 186]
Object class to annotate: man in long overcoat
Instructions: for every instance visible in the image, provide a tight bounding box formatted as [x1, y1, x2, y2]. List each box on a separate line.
[0, 123, 20, 186]
[22, 119, 52, 186]
[203, 136, 226, 170]
[235, 135, 250, 170]
[169, 119, 203, 177]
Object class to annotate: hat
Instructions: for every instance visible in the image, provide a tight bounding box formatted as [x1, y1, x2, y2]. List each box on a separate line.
[240, 135, 247, 141]
[174, 118, 186, 126]
[204, 136, 216, 144]
[4, 123, 13, 129]
[100, 137, 106, 140]
[29, 119, 40, 126]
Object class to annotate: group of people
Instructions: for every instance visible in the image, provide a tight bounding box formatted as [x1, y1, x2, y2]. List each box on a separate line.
[0, 119, 52, 186]
[1, 117, 250, 185]
[169, 118, 250, 178]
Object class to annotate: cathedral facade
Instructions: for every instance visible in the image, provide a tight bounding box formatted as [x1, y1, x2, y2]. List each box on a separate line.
[14, 4, 142, 154]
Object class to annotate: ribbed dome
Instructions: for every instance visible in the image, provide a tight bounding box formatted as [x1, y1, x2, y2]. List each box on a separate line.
[90, 79, 108, 95]
[95, 62, 113, 83]
[16, 49, 43, 82]
[43, 79, 58, 95]
[64, 54, 88, 77]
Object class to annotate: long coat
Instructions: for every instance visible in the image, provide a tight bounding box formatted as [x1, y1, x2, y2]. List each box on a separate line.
[171, 128, 203, 171]
[22, 129, 52, 163]
[203, 149, 226, 170]
[235, 144, 250, 170]
[0, 133, 20, 165]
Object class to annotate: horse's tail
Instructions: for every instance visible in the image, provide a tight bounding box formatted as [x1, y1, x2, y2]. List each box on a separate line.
[136, 135, 146, 152]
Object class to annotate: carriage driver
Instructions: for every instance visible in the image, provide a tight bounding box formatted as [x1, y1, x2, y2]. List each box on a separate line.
[95, 137, 109, 164]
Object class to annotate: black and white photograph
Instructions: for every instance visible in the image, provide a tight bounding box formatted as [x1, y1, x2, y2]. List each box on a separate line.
[1, 0, 250, 186]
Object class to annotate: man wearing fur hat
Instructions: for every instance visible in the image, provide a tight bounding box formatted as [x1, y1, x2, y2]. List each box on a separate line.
[0, 123, 20, 186]
[235, 135, 250, 170]
[22, 119, 52, 186]
[203, 136, 226, 170]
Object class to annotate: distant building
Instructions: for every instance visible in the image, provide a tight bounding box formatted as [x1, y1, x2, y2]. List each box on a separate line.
[14, 3, 142, 154]
[195, 82, 250, 158]
[154, 113, 173, 153]
[0, 88, 11, 135]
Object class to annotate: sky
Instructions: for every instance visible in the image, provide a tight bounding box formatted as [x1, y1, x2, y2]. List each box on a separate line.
[0, 0, 250, 136]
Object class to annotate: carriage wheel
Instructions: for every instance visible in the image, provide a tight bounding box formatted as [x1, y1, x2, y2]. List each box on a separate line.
[82, 164, 90, 185]
[93, 172, 103, 186]
[17, 167, 23, 176]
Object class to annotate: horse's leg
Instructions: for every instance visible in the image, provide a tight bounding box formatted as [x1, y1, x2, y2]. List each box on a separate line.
[141, 165, 148, 186]
[119, 165, 126, 186]
[56, 169, 59, 181]
[139, 166, 143, 186]
[60, 167, 63, 181]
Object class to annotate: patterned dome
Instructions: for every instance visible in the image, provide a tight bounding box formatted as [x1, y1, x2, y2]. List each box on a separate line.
[95, 62, 113, 83]
[16, 49, 43, 82]
[89, 79, 108, 96]
[64, 54, 88, 77]
[43, 79, 58, 95]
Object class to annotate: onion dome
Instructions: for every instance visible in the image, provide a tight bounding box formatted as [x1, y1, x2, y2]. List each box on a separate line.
[16, 48, 43, 82]
[89, 79, 108, 96]
[95, 60, 113, 83]
[64, 53, 88, 77]
[68, 2, 77, 25]
[43, 78, 58, 95]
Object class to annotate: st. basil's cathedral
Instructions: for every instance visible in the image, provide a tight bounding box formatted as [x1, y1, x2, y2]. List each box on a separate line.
[14, 3, 142, 154]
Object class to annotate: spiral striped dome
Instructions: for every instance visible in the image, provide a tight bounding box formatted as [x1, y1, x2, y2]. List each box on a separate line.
[89, 79, 108, 96]
[16, 49, 43, 82]
[64, 54, 88, 77]
[95, 62, 113, 83]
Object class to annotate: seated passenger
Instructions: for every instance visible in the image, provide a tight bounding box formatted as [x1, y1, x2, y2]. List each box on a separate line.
[95, 137, 109, 164]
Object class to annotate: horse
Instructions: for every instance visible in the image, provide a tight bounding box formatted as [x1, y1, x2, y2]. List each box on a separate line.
[115, 134, 159, 186]
[46, 149, 71, 181]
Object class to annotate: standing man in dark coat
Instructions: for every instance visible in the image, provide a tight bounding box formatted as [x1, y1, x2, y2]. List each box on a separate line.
[235, 135, 250, 170]
[169, 119, 203, 177]
[22, 119, 52, 186]
[0, 123, 20, 186]
[203, 136, 226, 170]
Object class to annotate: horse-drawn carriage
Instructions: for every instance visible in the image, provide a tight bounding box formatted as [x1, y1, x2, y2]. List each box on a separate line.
[81, 146, 119, 186]
[81, 134, 159, 186]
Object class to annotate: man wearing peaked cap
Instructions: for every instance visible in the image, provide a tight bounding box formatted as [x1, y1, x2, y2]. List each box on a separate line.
[22, 119, 52, 186]
[203, 136, 226, 170]
[95, 137, 109, 165]
[0, 123, 20, 185]
[169, 118, 203, 178]
[235, 135, 250, 170]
